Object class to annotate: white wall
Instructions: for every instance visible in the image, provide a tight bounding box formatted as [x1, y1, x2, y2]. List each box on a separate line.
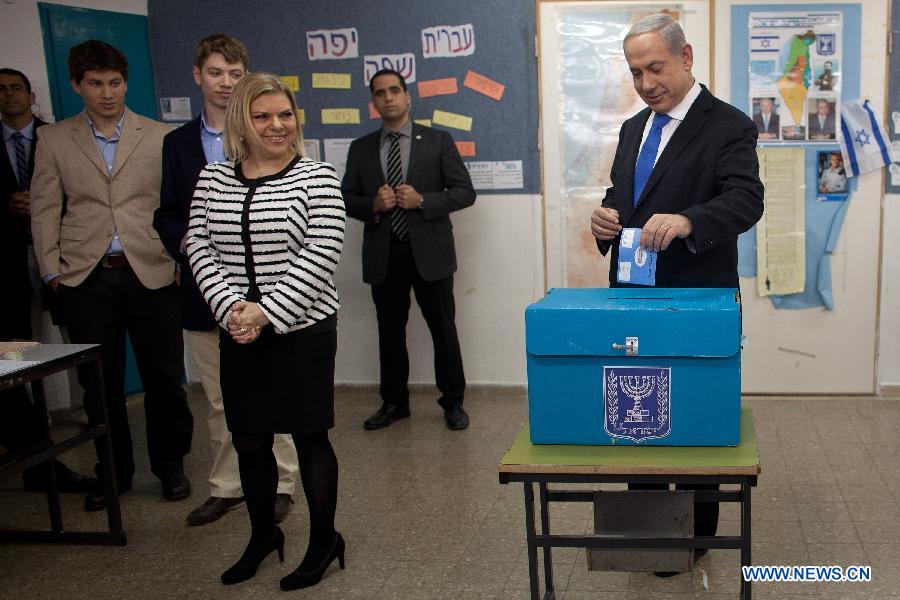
[880, 196, 900, 388]
[0, 0, 148, 121]
[335, 194, 545, 386]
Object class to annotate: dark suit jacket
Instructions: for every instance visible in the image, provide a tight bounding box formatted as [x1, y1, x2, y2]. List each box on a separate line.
[153, 116, 217, 331]
[753, 111, 780, 137]
[808, 112, 836, 139]
[1, 117, 47, 339]
[597, 86, 764, 288]
[342, 123, 475, 285]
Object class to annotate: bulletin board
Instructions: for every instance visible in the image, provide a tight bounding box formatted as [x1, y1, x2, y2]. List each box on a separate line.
[888, 0, 900, 192]
[716, 0, 885, 394]
[147, 0, 540, 194]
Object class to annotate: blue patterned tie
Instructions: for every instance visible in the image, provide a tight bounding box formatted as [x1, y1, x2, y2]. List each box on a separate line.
[386, 132, 408, 240]
[633, 114, 672, 206]
[12, 132, 30, 190]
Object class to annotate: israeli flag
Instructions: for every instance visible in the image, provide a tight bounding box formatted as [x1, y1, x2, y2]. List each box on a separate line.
[839, 100, 892, 177]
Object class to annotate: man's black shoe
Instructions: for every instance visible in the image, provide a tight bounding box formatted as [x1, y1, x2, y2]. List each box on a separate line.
[444, 405, 469, 430]
[363, 404, 411, 430]
[186, 496, 245, 526]
[84, 481, 132, 512]
[23, 461, 97, 493]
[654, 571, 681, 577]
[162, 473, 192, 501]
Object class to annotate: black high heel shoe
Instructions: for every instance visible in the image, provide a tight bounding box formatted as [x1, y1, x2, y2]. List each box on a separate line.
[221, 526, 285, 585]
[279, 532, 345, 591]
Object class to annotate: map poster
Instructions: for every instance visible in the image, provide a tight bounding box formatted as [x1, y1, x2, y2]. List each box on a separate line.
[552, 7, 678, 287]
[749, 12, 842, 144]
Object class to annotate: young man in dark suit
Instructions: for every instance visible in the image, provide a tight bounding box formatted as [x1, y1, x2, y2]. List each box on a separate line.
[0, 67, 96, 494]
[153, 35, 298, 526]
[589, 14, 764, 569]
[343, 69, 476, 431]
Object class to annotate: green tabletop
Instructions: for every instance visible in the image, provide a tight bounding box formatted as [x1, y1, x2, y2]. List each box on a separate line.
[500, 407, 759, 476]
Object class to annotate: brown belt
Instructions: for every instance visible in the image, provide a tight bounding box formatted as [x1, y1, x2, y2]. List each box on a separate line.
[100, 254, 129, 268]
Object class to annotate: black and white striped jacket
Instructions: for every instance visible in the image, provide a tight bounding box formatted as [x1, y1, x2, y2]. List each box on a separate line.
[186, 157, 345, 334]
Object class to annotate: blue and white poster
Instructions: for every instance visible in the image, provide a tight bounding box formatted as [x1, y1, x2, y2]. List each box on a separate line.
[749, 12, 842, 143]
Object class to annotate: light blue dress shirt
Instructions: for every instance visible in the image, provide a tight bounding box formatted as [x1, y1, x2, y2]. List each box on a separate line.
[3, 119, 35, 185]
[199, 110, 226, 164]
[87, 113, 126, 255]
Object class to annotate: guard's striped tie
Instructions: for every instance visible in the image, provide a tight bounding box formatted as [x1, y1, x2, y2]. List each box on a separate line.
[12, 132, 30, 190]
[386, 132, 408, 240]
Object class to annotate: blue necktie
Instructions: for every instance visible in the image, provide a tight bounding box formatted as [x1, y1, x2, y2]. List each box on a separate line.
[12, 132, 30, 191]
[633, 113, 672, 206]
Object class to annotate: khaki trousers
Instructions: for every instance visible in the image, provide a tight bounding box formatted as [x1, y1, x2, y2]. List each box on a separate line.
[185, 328, 298, 497]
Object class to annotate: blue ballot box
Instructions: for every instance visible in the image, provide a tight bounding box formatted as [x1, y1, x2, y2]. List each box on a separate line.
[525, 288, 741, 446]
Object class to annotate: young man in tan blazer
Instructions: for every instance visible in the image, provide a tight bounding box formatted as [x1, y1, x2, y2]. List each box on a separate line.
[30, 40, 194, 512]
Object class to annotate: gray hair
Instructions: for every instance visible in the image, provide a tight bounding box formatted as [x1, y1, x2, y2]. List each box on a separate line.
[623, 14, 686, 55]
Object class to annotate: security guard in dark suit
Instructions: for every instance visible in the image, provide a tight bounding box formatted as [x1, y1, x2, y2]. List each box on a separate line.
[343, 69, 476, 431]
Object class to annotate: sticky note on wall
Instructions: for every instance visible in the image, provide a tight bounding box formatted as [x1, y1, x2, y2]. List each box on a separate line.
[455, 141, 476, 157]
[312, 73, 352, 89]
[414, 119, 431, 127]
[417, 78, 458, 98]
[432, 109, 472, 131]
[280, 75, 300, 92]
[463, 70, 505, 101]
[298, 108, 305, 125]
[321, 108, 360, 124]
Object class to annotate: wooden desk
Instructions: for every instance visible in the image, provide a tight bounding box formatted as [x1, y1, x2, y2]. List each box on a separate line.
[499, 407, 760, 600]
[0, 344, 125, 545]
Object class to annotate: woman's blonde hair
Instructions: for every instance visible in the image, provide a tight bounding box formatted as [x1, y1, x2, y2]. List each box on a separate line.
[224, 72, 304, 163]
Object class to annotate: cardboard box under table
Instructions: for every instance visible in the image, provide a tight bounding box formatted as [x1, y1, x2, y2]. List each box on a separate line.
[525, 287, 741, 446]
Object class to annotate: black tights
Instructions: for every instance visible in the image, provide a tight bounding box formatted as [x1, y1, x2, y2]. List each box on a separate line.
[232, 430, 338, 566]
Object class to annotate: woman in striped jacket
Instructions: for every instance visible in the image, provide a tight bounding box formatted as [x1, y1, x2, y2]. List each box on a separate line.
[187, 72, 346, 591]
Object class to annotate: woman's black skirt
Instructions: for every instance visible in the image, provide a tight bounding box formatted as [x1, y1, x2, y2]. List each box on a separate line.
[219, 323, 336, 434]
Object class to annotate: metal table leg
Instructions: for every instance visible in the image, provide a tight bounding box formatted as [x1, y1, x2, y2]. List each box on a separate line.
[741, 480, 752, 600]
[523, 482, 540, 600]
[31, 379, 63, 532]
[539, 483, 555, 597]
[91, 358, 124, 539]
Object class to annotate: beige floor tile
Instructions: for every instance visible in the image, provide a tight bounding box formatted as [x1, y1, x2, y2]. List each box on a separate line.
[800, 520, 861, 544]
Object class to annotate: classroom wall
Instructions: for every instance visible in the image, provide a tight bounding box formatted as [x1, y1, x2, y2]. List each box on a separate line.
[3, 0, 898, 393]
[0, 0, 147, 121]
[880, 197, 900, 389]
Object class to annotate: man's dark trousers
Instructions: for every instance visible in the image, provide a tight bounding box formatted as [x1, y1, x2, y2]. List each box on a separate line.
[372, 236, 465, 410]
[59, 263, 192, 487]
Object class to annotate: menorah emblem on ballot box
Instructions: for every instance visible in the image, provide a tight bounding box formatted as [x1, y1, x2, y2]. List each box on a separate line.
[622, 375, 655, 423]
[604, 366, 672, 443]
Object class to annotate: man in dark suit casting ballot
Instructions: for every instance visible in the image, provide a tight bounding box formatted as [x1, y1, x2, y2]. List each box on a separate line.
[589, 14, 763, 564]
[343, 69, 475, 431]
